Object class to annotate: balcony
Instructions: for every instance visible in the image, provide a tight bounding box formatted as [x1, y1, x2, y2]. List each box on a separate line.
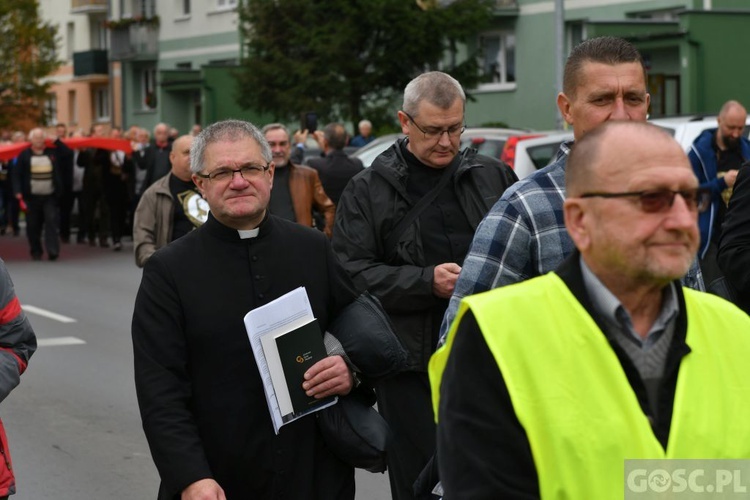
[109, 24, 159, 60]
[73, 49, 109, 77]
[71, 0, 107, 14]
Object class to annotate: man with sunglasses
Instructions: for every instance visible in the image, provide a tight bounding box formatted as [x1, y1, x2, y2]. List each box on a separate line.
[332, 71, 517, 500]
[432, 121, 750, 498]
[438, 36, 705, 346]
[132, 120, 360, 499]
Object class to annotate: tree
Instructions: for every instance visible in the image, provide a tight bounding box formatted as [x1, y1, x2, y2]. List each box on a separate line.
[0, 0, 60, 131]
[234, 0, 494, 129]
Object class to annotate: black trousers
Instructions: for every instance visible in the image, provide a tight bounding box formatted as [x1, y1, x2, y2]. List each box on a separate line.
[25, 194, 60, 258]
[376, 371, 436, 500]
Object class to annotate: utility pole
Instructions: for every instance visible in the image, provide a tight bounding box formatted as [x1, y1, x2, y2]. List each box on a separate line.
[555, 0, 565, 130]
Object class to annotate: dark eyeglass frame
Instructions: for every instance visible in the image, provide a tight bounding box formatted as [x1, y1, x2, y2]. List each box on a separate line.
[579, 188, 712, 213]
[402, 111, 465, 141]
[196, 164, 270, 182]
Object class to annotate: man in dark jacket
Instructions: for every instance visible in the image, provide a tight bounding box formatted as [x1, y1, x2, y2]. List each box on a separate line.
[688, 100, 750, 284]
[136, 122, 172, 194]
[307, 123, 364, 206]
[132, 119, 359, 500]
[53, 123, 76, 243]
[332, 71, 518, 500]
[718, 164, 750, 314]
[12, 128, 63, 260]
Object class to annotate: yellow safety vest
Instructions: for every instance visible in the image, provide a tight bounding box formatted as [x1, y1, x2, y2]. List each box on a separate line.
[430, 273, 750, 499]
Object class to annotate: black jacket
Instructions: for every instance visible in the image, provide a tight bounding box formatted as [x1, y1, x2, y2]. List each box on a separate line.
[307, 150, 364, 206]
[718, 165, 750, 313]
[332, 140, 518, 370]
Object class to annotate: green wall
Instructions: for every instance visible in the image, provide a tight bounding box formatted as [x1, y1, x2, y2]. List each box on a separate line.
[680, 11, 750, 114]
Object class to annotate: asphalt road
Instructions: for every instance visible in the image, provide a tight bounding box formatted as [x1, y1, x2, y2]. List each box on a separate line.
[0, 233, 390, 499]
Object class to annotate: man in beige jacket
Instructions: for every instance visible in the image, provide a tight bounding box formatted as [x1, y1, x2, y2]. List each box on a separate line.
[133, 135, 208, 267]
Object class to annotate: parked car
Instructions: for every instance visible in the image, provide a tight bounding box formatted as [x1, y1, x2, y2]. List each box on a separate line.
[351, 127, 532, 168]
[351, 133, 403, 168]
[498, 131, 573, 179]
[459, 127, 534, 161]
[649, 115, 750, 152]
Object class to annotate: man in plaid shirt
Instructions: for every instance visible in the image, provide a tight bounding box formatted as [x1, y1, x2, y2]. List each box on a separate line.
[439, 36, 704, 344]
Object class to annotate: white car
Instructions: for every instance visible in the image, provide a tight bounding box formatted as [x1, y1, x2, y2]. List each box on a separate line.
[504, 131, 573, 179]
[649, 115, 750, 152]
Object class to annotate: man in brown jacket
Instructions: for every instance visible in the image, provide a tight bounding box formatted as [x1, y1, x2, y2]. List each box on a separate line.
[262, 123, 335, 237]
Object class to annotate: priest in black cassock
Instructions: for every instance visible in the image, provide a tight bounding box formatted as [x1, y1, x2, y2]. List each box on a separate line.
[132, 119, 359, 500]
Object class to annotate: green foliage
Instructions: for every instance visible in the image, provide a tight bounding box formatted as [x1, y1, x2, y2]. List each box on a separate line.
[234, 0, 494, 130]
[0, 0, 61, 129]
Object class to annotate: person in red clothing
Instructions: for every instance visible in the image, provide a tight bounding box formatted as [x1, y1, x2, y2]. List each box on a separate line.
[0, 257, 37, 498]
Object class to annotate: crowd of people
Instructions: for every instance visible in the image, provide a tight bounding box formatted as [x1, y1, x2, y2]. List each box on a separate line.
[0, 122, 201, 260]
[4, 34, 750, 500]
[129, 37, 750, 500]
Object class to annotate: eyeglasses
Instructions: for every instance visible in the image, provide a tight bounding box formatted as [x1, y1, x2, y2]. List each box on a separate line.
[196, 164, 270, 183]
[580, 188, 711, 213]
[403, 111, 465, 141]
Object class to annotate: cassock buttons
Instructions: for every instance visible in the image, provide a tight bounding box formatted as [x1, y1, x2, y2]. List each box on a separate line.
[251, 255, 258, 262]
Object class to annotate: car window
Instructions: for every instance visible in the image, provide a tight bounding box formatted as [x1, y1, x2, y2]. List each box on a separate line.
[526, 143, 560, 170]
[473, 140, 506, 159]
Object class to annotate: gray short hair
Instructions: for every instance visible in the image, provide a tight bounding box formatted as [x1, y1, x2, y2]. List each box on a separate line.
[190, 119, 272, 174]
[261, 123, 290, 139]
[402, 71, 466, 117]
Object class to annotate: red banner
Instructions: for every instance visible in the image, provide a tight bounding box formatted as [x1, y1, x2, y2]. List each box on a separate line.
[0, 137, 133, 162]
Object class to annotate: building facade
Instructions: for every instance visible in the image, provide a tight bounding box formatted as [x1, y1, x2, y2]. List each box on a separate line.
[40, 0, 121, 135]
[38, 0, 750, 135]
[466, 0, 750, 130]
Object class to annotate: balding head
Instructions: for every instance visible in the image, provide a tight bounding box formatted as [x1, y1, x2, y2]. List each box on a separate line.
[170, 135, 194, 182]
[717, 100, 747, 150]
[566, 121, 682, 196]
[563, 121, 699, 292]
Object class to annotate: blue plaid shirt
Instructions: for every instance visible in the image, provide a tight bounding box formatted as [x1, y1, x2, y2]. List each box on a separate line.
[438, 142, 705, 344]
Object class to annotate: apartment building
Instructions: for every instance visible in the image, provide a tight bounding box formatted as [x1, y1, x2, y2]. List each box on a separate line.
[39, 0, 120, 134]
[37, 0, 750, 134]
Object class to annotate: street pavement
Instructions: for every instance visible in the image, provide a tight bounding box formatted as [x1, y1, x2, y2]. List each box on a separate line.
[0, 233, 391, 499]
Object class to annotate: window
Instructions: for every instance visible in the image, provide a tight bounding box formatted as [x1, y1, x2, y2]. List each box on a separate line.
[141, 67, 157, 110]
[217, 0, 237, 9]
[45, 94, 58, 126]
[567, 22, 585, 55]
[66, 22, 75, 61]
[182, 0, 191, 15]
[94, 87, 110, 121]
[68, 90, 78, 125]
[478, 32, 516, 88]
[92, 15, 108, 50]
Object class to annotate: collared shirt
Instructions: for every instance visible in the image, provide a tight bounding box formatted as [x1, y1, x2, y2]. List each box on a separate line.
[580, 256, 678, 420]
[438, 142, 704, 345]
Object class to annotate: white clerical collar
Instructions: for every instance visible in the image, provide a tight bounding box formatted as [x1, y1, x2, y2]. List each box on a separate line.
[237, 228, 260, 239]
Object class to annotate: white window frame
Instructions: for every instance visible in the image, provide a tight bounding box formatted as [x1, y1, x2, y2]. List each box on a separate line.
[141, 67, 157, 110]
[216, 0, 237, 10]
[475, 31, 516, 92]
[94, 87, 110, 121]
[46, 94, 58, 126]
